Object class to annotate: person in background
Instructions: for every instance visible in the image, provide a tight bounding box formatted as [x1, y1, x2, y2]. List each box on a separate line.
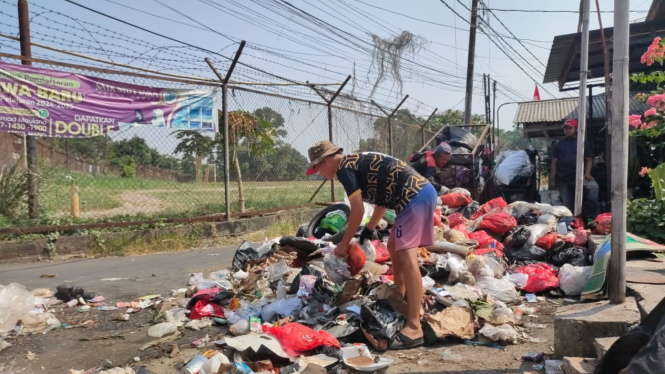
[409, 142, 453, 193]
[305, 140, 436, 350]
[551, 118, 599, 219]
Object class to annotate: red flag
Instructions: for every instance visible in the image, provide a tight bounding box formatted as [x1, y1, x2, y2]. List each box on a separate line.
[533, 85, 541, 101]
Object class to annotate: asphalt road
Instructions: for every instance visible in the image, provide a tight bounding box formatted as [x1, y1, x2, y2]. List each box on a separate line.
[0, 244, 252, 300]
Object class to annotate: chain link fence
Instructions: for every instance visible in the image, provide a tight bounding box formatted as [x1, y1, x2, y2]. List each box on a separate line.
[0, 55, 439, 228]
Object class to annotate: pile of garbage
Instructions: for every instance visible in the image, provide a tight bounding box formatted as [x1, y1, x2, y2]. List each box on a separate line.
[161, 191, 612, 372]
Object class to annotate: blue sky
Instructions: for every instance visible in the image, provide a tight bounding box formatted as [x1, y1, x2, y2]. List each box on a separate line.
[0, 0, 655, 154]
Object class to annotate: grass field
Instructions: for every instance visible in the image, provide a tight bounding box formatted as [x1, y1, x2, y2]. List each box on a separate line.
[39, 168, 339, 221]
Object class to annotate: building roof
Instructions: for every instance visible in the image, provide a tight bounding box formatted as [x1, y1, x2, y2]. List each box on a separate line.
[514, 95, 649, 139]
[543, 19, 665, 90]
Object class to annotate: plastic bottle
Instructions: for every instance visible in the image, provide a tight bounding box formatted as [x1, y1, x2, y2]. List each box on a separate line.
[183, 355, 208, 374]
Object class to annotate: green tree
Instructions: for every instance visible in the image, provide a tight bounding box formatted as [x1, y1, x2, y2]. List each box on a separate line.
[112, 137, 157, 166]
[172, 131, 215, 182]
[253, 107, 287, 139]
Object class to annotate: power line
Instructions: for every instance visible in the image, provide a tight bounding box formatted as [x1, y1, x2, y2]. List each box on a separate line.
[486, 8, 647, 14]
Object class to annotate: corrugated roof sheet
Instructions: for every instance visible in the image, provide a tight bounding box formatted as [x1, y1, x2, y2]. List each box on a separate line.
[514, 95, 650, 124]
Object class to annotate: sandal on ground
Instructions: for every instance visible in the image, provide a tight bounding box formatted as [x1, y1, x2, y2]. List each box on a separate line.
[389, 332, 424, 350]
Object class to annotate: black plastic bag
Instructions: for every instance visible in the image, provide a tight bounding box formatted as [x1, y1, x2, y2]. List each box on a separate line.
[212, 291, 234, 306]
[423, 264, 450, 283]
[461, 201, 481, 219]
[504, 244, 547, 264]
[313, 227, 336, 239]
[289, 264, 324, 295]
[360, 300, 404, 350]
[279, 236, 320, 254]
[55, 284, 94, 302]
[232, 241, 259, 271]
[518, 211, 539, 225]
[548, 245, 591, 267]
[504, 227, 531, 249]
[296, 224, 309, 238]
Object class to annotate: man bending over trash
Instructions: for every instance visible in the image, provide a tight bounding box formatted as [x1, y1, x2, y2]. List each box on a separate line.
[409, 142, 453, 193]
[305, 140, 436, 349]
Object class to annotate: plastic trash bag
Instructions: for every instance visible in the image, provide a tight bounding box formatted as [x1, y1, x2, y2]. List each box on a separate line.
[232, 241, 260, 271]
[189, 273, 204, 286]
[347, 242, 367, 275]
[359, 239, 377, 263]
[461, 201, 481, 219]
[0, 283, 36, 333]
[491, 307, 516, 325]
[504, 244, 547, 265]
[516, 263, 560, 293]
[505, 272, 529, 289]
[538, 214, 558, 227]
[468, 230, 494, 248]
[289, 264, 324, 295]
[484, 255, 505, 279]
[479, 323, 518, 343]
[479, 213, 517, 234]
[592, 213, 612, 235]
[230, 320, 249, 336]
[562, 230, 589, 247]
[324, 252, 352, 283]
[472, 198, 508, 220]
[383, 210, 396, 224]
[466, 255, 494, 280]
[262, 322, 340, 354]
[506, 227, 531, 249]
[21, 312, 61, 334]
[558, 264, 591, 296]
[445, 253, 468, 283]
[446, 212, 466, 228]
[548, 245, 591, 267]
[475, 276, 520, 303]
[267, 261, 289, 282]
[148, 322, 178, 338]
[360, 300, 404, 351]
[372, 240, 390, 263]
[545, 205, 573, 217]
[320, 211, 348, 233]
[526, 224, 551, 245]
[518, 211, 539, 225]
[440, 193, 472, 208]
[535, 233, 558, 250]
[503, 201, 537, 218]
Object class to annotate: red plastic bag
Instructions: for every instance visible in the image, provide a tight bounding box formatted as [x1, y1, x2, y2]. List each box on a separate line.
[447, 212, 465, 228]
[592, 213, 612, 235]
[468, 230, 493, 248]
[563, 230, 589, 247]
[453, 224, 468, 238]
[535, 233, 558, 250]
[372, 240, 390, 263]
[347, 243, 366, 275]
[440, 193, 472, 208]
[478, 213, 517, 234]
[516, 263, 560, 293]
[475, 240, 504, 257]
[263, 322, 340, 356]
[190, 300, 225, 320]
[572, 217, 586, 230]
[472, 197, 507, 220]
[433, 207, 442, 227]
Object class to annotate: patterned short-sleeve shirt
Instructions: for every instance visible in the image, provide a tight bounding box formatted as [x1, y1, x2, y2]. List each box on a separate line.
[336, 152, 429, 213]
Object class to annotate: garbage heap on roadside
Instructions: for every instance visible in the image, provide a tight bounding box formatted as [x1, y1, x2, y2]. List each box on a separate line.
[167, 189, 613, 373]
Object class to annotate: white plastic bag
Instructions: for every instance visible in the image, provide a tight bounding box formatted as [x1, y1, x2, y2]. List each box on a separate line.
[505, 273, 529, 289]
[490, 307, 515, 325]
[484, 256, 504, 279]
[189, 273, 204, 286]
[479, 323, 518, 343]
[267, 261, 289, 282]
[475, 276, 520, 303]
[0, 283, 36, 333]
[537, 214, 557, 227]
[200, 353, 230, 374]
[545, 205, 573, 217]
[558, 264, 592, 296]
[466, 255, 494, 280]
[229, 320, 249, 336]
[261, 297, 302, 322]
[148, 322, 178, 337]
[526, 224, 551, 245]
[359, 239, 376, 262]
[495, 151, 531, 186]
[186, 318, 212, 331]
[441, 349, 462, 362]
[446, 253, 468, 283]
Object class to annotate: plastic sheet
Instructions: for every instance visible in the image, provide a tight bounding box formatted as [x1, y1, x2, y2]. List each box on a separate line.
[261, 297, 302, 322]
[516, 263, 560, 293]
[479, 323, 518, 343]
[544, 205, 573, 217]
[558, 264, 591, 296]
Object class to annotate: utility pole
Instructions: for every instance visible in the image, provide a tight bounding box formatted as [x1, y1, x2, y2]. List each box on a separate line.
[18, 0, 39, 218]
[609, 0, 629, 304]
[574, 0, 590, 216]
[463, 0, 479, 125]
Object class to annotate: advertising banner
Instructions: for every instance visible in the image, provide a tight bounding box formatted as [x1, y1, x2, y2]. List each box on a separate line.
[0, 62, 217, 137]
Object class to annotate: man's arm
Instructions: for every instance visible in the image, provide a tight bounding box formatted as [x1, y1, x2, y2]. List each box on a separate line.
[424, 166, 443, 191]
[366, 206, 386, 230]
[584, 157, 594, 181]
[335, 193, 364, 257]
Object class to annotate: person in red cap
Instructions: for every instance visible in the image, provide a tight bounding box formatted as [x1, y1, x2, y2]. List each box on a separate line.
[551, 119, 599, 218]
[306, 140, 436, 350]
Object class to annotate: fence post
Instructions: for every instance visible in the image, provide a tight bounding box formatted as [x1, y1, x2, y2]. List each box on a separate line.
[205, 41, 245, 219]
[371, 96, 409, 156]
[409, 108, 438, 148]
[309, 75, 351, 202]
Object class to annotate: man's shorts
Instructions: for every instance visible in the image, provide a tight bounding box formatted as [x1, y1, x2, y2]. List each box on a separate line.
[388, 183, 437, 251]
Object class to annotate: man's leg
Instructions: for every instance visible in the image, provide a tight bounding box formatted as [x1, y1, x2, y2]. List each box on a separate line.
[584, 180, 600, 219]
[391, 247, 423, 340]
[558, 178, 575, 213]
[386, 241, 405, 296]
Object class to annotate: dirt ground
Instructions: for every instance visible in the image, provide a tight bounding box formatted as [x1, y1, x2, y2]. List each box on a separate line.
[0, 298, 556, 374]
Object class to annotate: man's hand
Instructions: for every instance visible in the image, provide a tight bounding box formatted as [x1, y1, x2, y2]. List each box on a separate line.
[584, 173, 595, 182]
[334, 241, 350, 258]
[359, 227, 375, 243]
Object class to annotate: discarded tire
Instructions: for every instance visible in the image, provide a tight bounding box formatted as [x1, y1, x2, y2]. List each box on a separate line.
[307, 203, 351, 244]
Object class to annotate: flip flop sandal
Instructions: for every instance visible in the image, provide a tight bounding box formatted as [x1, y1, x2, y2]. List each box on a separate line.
[389, 332, 424, 350]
